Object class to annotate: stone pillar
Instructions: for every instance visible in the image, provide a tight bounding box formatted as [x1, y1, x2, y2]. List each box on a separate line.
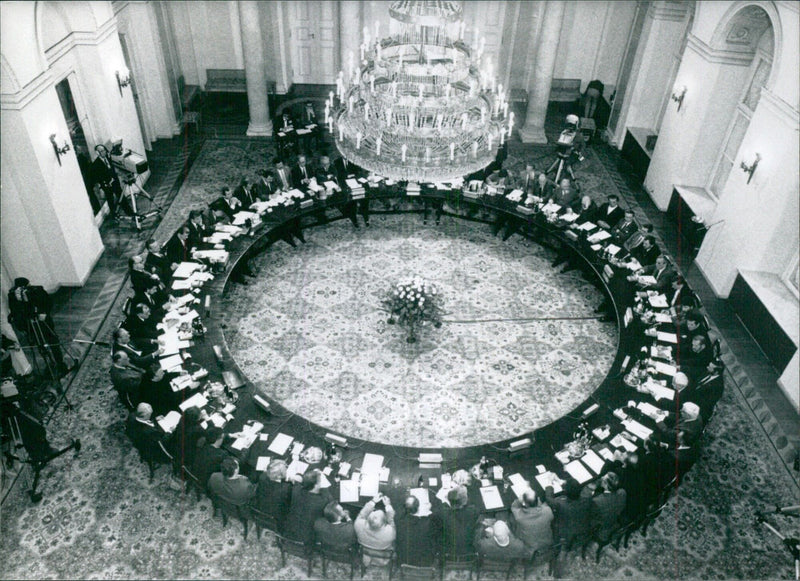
[339, 1, 362, 75]
[518, 1, 566, 144]
[238, 0, 272, 136]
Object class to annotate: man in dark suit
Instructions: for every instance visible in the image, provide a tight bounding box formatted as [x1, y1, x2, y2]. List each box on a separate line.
[274, 111, 297, 156]
[110, 351, 146, 408]
[532, 172, 555, 201]
[509, 488, 553, 555]
[667, 276, 698, 315]
[549, 178, 579, 212]
[395, 492, 441, 566]
[574, 195, 598, 225]
[630, 236, 660, 268]
[300, 102, 322, 151]
[656, 401, 704, 446]
[212, 187, 242, 221]
[680, 334, 715, 384]
[435, 485, 480, 558]
[132, 281, 170, 321]
[254, 459, 293, 530]
[112, 327, 160, 367]
[208, 457, 256, 506]
[164, 225, 192, 268]
[284, 471, 332, 543]
[192, 426, 228, 489]
[123, 303, 162, 343]
[474, 519, 531, 561]
[233, 178, 256, 209]
[690, 360, 724, 420]
[315, 155, 338, 186]
[334, 155, 361, 183]
[314, 502, 356, 548]
[291, 154, 315, 189]
[144, 239, 171, 282]
[126, 402, 172, 463]
[610, 209, 638, 244]
[335, 155, 369, 227]
[91, 144, 122, 218]
[596, 194, 625, 230]
[634, 255, 677, 294]
[589, 472, 626, 543]
[186, 210, 211, 250]
[545, 479, 593, 550]
[273, 158, 293, 191]
[254, 169, 278, 201]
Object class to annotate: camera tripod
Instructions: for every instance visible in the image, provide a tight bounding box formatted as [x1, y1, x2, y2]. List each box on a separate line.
[755, 506, 800, 580]
[116, 172, 161, 231]
[546, 152, 581, 188]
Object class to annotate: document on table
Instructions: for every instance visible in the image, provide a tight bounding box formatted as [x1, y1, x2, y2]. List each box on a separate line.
[638, 275, 658, 286]
[648, 294, 669, 308]
[324, 181, 339, 191]
[339, 480, 359, 503]
[157, 410, 181, 433]
[541, 203, 561, 214]
[582, 450, 605, 475]
[654, 361, 677, 376]
[564, 460, 593, 484]
[657, 331, 678, 344]
[174, 293, 197, 308]
[508, 473, 529, 500]
[409, 488, 432, 516]
[359, 473, 380, 497]
[345, 179, 360, 190]
[286, 460, 309, 480]
[610, 433, 638, 452]
[173, 262, 203, 279]
[193, 249, 229, 262]
[606, 244, 622, 256]
[215, 224, 243, 235]
[159, 354, 184, 372]
[622, 419, 653, 441]
[587, 230, 612, 243]
[646, 381, 675, 402]
[560, 212, 579, 223]
[319, 473, 332, 489]
[337, 462, 351, 477]
[654, 312, 673, 324]
[256, 456, 271, 472]
[361, 453, 384, 474]
[267, 433, 293, 455]
[479, 485, 504, 510]
[170, 374, 194, 393]
[179, 392, 208, 411]
[578, 221, 597, 231]
[534, 471, 563, 494]
[232, 211, 259, 226]
[171, 279, 193, 291]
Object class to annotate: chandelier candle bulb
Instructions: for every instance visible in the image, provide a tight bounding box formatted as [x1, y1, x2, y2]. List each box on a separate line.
[376, 136, 382, 156]
[360, 43, 365, 61]
[392, 82, 397, 98]
[401, 144, 407, 162]
[450, 142, 455, 160]
[503, 102, 509, 118]
[375, 20, 379, 39]
[348, 95, 354, 113]
[370, 76, 375, 93]
[462, 113, 468, 130]
[425, 146, 431, 163]
[356, 132, 362, 149]
[328, 118, 333, 133]
[487, 135, 493, 151]
[459, 21, 465, 39]
[481, 106, 486, 123]
[472, 142, 478, 158]
[364, 102, 370, 119]
[419, 84, 424, 99]
[500, 127, 506, 145]
[338, 124, 343, 141]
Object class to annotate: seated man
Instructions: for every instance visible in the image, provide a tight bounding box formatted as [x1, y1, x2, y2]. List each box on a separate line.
[436, 485, 480, 558]
[667, 276, 698, 315]
[291, 154, 315, 189]
[589, 472, 626, 543]
[395, 493, 441, 566]
[254, 459, 293, 530]
[208, 457, 256, 506]
[610, 209, 638, 245]
[355, 493, 396, 562]
[164, 225, 192, 269]
[690, 360, 725, 420]
[144, 239, 171, 282]
[212, 186, 242, 221]
[624, 223, 654, 252]
[519, 163, 537, 196]
[549, 178, 579, 212]
[129, 255, 163, 294]
[545, 478, 593, 550]
[475, 519, 530, 561]
[509, 488, 553, 555]
[186, 209, 211, 249]
[273, 158, 293, 191]
[233, 177, 256, 208]
[573, 195, 598, 225]
[125, 402, 172, 463]
[632, 255, 677, 295]
[110, 351, 146, 408]
[656, 401, 704, 447]
[679, 334, 715, 385]
[284, 470, 331, 543]
[123, 303, 162, 344]
[132, 281, 171, 322]
[112, 327, 160, 367]
[254, 169, 278, 201]
[596, 194, 625, 230]
[192, 426, 228, 489]
[314, 501, 356, 548]
[630, 236, 659, 268]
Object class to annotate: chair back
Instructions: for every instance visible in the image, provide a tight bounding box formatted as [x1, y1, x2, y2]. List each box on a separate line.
[212, 493, 249, 521]
[276, 532, 314, 575]
[476, 552, 519, 579]
[121, 296, 132, 317]
[399, 563, 439, 580]
[315, 540, 358, 579]
[359, 545, 395, 577]
[181, 465, 204, 500]
[248, 505, 281, 538]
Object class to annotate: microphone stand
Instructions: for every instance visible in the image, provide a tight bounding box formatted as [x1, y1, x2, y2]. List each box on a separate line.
[755, 509, 800, 580]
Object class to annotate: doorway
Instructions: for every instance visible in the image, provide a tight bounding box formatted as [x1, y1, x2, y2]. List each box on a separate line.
[288, 1, 337, 85]
[55, 77, 102, 215]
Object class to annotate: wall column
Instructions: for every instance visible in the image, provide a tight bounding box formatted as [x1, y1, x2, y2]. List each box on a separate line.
[238, 0, 272, 136]
[339, 1, 362, 75]
[518, 1, 565, 144]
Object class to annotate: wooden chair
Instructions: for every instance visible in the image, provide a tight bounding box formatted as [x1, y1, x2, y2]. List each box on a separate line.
[359, 545, 396, 579]
[126, 425, 172, 483]
[274, 533, 314, 576]
[593, 522, 630, 563]
[475, 553, 520, 581]
[399, 563, 440, 580]
[211, 493, 250, 539]
[523, 545, 556, 579]
[180, 464, 204, 502]
[440, 552, 476, 580]
[247, 506, 280, 541]
[314, 540, 358, 580]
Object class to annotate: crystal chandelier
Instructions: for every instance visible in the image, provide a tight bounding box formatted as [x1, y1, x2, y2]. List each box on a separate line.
[324, 0, 513, 183]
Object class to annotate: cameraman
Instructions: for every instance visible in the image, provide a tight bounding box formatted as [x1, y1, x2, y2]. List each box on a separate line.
[91, 144, 122, 219]
[7, 278, 67, 377]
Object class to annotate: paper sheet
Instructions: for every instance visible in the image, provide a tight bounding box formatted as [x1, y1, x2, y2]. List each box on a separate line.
[157, 410, 181, 433]
[179, 392, 208, 411]
[339, 480, 359, 503]
[256, 456, 271, 472]
[578, 221, 597, 231]
[159, 354, 184, 372]
[409, 488, 432, 516]
[582, 450, 605, 475]
[267, 433, 293, 455]
[606, 244, 622, 255]
[654, 361, 677, 376]
[647, 382, 676, 402]
[534, 472, 563, 494]
[638, 275, 658, 286]
[648, 294, 669, 308]
[173, 262, 203, 279]
[359, 473, 380, 497]
[657, 331, 678, 344]
[564, 460, 593, 484]
[610, 433, 638, 452]
[622, 419, 653, 441]
[654, 312, 673, 324]
[361, 453, 384, 474]
[587, 230, 612, 242]
[286, 460, 309, 480]
[479, 485, 504, 510]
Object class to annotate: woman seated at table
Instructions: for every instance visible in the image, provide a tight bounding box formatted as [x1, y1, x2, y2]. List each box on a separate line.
[283, 469, 331, 543]
[253, 459, 292, 531]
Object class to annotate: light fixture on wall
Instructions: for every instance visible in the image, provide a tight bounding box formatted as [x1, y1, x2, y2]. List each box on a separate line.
[740, 153, 761, 184]
[116, 67, 131, 96]
[671, 85, 687, 112]
[49, 133, 70, 166]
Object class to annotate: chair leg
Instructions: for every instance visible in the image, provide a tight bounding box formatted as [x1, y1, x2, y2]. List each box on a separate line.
[242, 519, 248, 540]
[147, 460, 156, 483]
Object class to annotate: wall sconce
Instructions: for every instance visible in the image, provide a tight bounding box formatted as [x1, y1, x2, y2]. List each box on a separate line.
[49, 134, 71, 166]
[116, 67, 131, 96]
[671, 86, 687, 112]
[740, 153, 761, 184]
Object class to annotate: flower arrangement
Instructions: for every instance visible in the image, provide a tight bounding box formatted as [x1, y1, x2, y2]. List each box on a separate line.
[565, 421, 592, 459]
[382, 277, 444, 343]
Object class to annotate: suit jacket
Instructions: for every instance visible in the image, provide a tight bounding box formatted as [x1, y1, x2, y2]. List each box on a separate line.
[275, 113, 296, 133]
[657, 413, 704, 446]
[113, 340, 158, 367]
[545, 490, 593, 546]
[532, 179, 554, 200]
[233, 184, 256, 208]
[274, 167, 293, 191]
[396, 512, 440, 566]
[254, 477, 294, 529]
[8, 284, 53, 329]
[611, 219, 638, 244]
[510, 501, 554, 553]
[284, 485, 331, 543]
[212, 196, 242, 221]
[631, 243, 659, 267]
[334, 157, 360, 184]
[668, 285, 697, 312]
[126, 414, 171, 462]
[254, 176, 278, 200]
[291, 162, 314, 188]
[474, 528, 530, 561]
[123, 313, 161, 342]
[436, 504, 480, 557]
[596, 203, 625, 230]
[164, 234, 191, 266]
[186, 219, 210, 249]
[575, 202, 598, 225]
[316, 163, 338, 187]
[171, 417, 206, 470]
[551, 187, 579, 211]
[590, 490, 627, 541]
[110, 364, 145, 403]
[192, 443, 229, 489]
[314, 518, 356, 548]
[208, 473, 256, 506]
[90, 155, 119, 189]
[680, 345, 714, 384]
[690, 372, 724, 420]
[640, 264, 677, 293]
[132, 290, 166, 320]
[145, 250, 171, 282]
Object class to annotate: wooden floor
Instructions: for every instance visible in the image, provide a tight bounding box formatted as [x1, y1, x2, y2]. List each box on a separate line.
[47, 94, 799, 478]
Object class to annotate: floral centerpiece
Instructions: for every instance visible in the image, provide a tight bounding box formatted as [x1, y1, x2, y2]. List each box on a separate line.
[565, 421, 592, 459]
[382, 277, 444, 343]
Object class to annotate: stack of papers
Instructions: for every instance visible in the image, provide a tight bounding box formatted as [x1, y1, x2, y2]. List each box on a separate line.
[179, 392, 208, 411]
[346, 179, 365, 199]
[339, 479, 359, 503]
[648, 294, 669, 308]
[479, 485, 504, 510]
[170, 374, 195, 393]
[159, 353, 184, 372]
[507, 473, 529, 500]
[173, 262, 203, 279]
[636, 401, 669, 423]
[622, 419, 654, 441]
[657, 331, 678, 344]
[577, 221, 597, 231]
[610, 433, 638, 452]
[232, 211, 261, 226]
[256, 456, 271, 471]
[654, 361, 677, 376]
[192, 249, 229, 263]
[587, 230, 612, 243]
[606, 244, 622, 256]
[361, 453, 384, 473]
[157, 410, 182, 433]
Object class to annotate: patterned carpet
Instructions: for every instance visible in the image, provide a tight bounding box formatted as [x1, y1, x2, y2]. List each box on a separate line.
[0, 135, 798, 580]
[221, 215, 616, 448]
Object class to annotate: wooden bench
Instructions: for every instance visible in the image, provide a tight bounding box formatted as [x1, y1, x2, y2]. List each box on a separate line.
[550, 78, 582, 102]
[177, 75, 200, 111]
[205, 69, 247, 93]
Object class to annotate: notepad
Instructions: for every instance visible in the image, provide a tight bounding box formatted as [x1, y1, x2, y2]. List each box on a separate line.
[361, 453, 384, 474]
[256, 456, 271, 472]
[587, 230, 612, 243]
[286, 460, 309, 480]
[598, 447, 615, 461]
[606, 244, 622, 256]
[578, 221, 597, 231]
[338, 461, 351, 477]
[647, 382, 676, 402]
[157, 410, 182, 433]
[340, 480, 359, 503]
[657, 331, 678, 344]
[179, 392, 208, 411]
[479, 485, 504, 510]
[648, 294, 669, 308]
[654, 312, 673, 324]
[267, 433, 293, 455]
[159, 353, 184, 372]
[582, 450, 605, 475]
[508, 473, 529, 500]
[623, 419, 654, 441]
[564, 460, 593, 484]
[359, 473, 380, 497]
[638, 275, 658, 286]
[319, 473, 332, 488]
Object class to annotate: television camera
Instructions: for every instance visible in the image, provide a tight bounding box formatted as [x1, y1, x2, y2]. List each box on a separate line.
[105, 138, 160, 230]
[546, 114, 585, 186]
